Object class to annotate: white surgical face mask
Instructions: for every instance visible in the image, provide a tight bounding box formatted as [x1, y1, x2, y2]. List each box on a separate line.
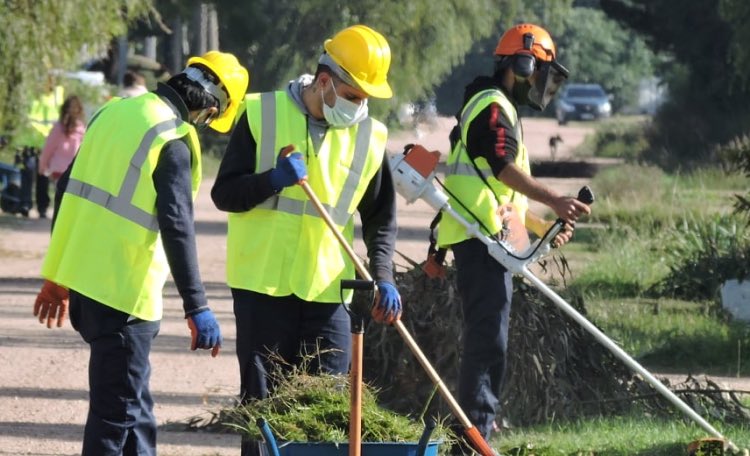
[321, 79, 368, 128]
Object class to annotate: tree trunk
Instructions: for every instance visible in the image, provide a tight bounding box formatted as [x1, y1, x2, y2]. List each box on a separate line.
[169, 16, 183, 74]
[192, 3, 207, 57]
[207, 3, 219, 51]
[144, 36, 157, 61]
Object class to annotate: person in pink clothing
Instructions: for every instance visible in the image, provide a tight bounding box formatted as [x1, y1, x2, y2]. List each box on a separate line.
[39, 95, 86, 182]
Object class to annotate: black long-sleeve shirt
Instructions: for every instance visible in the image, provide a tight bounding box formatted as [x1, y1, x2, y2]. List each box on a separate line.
[54, 83, 207, 316]
[452, 76, 520, 177]
[211, 110, 397, 284]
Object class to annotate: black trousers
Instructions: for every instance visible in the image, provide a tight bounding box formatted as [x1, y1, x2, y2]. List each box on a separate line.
[232, 288, 351, 401]
[234, 289, 352, 456]
[452, 238, 513, 441]
[17, 153, 34, 215]
[70, 291, 160, 456]
[35, 173, 50, 217]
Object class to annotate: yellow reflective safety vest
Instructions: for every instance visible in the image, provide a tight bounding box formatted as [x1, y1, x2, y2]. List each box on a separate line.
[41, 93, 202, 321]
[438, 89, 530, 247]
[226, 91, 387, 303]
[15, 85, 65, 149]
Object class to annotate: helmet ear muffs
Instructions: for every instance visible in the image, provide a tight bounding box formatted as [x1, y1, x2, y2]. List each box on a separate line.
[512, 53, 535, 79]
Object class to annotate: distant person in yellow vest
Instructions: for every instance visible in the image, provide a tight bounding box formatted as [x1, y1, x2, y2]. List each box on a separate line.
[211, 25, 401, 408]
[33, 51, 248, 456]
[15, 76, 64, 218]
[437, 24, 590, 451]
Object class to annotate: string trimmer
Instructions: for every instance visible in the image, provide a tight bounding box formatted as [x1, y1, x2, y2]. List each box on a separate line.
[389, 144, 740, 454]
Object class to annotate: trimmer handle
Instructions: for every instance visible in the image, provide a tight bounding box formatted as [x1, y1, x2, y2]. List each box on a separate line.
[340, 279, 376, 333]
[340, 279, 376, 291]
[548, 186, 595, 248]
[577, 185, 595, 205]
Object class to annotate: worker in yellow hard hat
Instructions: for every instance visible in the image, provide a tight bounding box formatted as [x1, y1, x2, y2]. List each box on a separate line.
[211, 25, 400, 449]
[434, 23, 591, 453]
[33, 51, 248, 455]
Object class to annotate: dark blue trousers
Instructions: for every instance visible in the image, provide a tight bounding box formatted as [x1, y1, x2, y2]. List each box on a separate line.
[452, 238, 513, 441]
[36, 172, 50, 217]
[70, 291, 160, 456]
[232, 288, 351, 401]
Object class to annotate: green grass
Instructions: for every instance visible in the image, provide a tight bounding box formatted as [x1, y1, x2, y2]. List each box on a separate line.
[568, 164, 746, 299]
[493, 414, 750, 455]
[582, 298, 750, 376]
[588, 165, 744, 230]
[567, 228, 669, 297]
[565, 164, 750, 375]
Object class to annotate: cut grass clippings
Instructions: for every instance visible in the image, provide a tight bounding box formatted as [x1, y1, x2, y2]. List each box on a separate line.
[215, 361, 454, 448]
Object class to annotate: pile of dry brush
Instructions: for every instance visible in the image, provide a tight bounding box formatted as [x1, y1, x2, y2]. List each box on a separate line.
[360, 259, 750, 427]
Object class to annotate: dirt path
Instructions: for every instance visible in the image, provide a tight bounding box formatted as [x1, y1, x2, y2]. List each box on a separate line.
[2, 118, 746, 455]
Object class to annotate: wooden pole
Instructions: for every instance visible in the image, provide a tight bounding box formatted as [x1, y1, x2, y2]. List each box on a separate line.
[349, 332, 363, 456]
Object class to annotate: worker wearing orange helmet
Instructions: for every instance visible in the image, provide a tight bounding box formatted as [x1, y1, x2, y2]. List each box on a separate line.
[211, 24, 401, 432]
[436, 24, 591, 450]
[33, 51, 248, 455]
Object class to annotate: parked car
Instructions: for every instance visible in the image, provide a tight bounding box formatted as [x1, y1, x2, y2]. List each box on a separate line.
[555, 83, 612, 125]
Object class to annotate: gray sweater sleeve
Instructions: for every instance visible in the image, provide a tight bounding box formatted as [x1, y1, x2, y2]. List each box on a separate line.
[153, 139, 208, 316]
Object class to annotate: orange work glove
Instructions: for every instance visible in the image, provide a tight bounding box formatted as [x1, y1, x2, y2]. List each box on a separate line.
[33, 280, 70, 328]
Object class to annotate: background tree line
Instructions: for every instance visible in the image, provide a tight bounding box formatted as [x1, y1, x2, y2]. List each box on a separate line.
[3, 0, 750, 175]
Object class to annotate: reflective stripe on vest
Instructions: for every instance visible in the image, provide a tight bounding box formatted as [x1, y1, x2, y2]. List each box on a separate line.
[259, 92, 277, 172]
[255, 98, 374, 226]
[41, 94, 201, 321]
[225, 91, 387, 303]
[64, 118, 184, 232]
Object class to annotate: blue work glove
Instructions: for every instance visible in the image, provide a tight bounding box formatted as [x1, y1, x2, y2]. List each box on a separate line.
[187, 309, 222, 357]
[269, 151, 307, 191]
[372, 281, 402, 325]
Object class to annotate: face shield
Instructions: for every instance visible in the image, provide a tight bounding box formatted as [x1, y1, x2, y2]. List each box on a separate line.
[183, 66, 230, 128]
[527, 60, 569, 111]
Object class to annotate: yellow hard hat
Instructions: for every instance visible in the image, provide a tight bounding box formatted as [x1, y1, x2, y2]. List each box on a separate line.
[323, 25, 392, 99]
[186, 51, 249, 133]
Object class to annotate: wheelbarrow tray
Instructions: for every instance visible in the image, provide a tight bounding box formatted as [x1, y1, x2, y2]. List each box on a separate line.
[275, 440, 441, 456]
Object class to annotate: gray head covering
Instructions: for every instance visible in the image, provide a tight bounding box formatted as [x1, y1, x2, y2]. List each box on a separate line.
[318, 53, 363, 91]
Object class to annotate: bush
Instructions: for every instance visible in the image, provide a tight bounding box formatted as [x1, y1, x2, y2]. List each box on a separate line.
[717, 135, 750, 221]
[572, 117, 651, 160]
[649, 215, 750, 300]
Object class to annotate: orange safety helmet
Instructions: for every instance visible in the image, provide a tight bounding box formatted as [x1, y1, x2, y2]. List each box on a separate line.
[495, 23, 557, 63]
[494, 23, 568, 110]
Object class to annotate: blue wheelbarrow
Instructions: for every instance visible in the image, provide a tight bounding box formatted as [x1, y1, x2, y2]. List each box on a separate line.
[252, 276, 441, 456]
[256, 417, 441, 456]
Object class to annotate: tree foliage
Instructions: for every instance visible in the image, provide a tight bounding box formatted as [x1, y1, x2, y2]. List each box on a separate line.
[555, 7, 654, 112]
[0, 0, 152, 137]
[720, 0, 750, 90]
[212, 0, 518, 121]
[601, 0, 750, 169]
[434, 3, 657, 117]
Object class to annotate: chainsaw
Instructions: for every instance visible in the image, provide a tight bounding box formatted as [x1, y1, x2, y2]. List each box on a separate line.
[389, 144, 739, 455]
